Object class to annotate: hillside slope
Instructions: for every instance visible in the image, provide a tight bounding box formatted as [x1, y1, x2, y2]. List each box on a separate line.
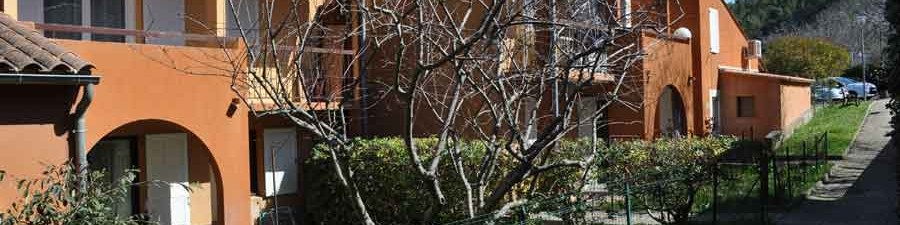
[729, 0, 889, 63]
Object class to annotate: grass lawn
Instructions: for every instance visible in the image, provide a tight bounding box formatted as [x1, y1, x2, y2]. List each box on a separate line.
[690, 101, 872, 224]
[778, 101, 872, 156]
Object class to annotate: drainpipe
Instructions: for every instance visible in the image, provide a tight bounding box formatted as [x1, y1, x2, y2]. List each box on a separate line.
[0, 73, 100, 186]
[357, 0, 369, 137]
[73, 84, 95, 187]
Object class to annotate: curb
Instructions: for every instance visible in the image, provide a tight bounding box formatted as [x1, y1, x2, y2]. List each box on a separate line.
[843, 100, 879, 158]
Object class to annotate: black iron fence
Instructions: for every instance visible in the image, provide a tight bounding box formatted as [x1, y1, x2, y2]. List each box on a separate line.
[703, 131, 830, 224]
[443, 131, 832, 225]
[439, 131, 833, 225]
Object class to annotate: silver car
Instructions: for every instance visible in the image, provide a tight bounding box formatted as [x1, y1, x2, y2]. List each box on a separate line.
[813, 79, 846, 101]
[829, 77, 877, 98]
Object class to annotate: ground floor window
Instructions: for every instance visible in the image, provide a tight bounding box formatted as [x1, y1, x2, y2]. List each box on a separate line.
[737, 96, 756, 117]
[88, 138, 138, 219]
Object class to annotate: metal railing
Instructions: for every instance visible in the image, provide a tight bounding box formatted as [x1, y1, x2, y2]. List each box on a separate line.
[30, 22, 356, 56]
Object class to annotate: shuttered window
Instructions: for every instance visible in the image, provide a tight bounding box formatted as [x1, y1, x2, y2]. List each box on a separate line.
[621, 0, 632, 27]
[709, 8, 720, 53]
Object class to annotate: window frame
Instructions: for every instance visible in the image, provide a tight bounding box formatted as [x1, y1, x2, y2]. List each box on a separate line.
[19, 0, 136, 42]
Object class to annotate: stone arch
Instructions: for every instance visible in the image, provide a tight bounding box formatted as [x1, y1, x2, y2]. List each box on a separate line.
[88, 119, 225, 225]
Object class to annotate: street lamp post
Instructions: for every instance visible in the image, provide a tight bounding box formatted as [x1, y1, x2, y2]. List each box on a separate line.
[857, 15, 867, 101]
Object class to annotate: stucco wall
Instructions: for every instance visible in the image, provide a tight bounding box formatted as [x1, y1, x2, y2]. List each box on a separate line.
[0, 85, 78, 209]
[0, 42, 250, 225]
[685, 0, 759, 135]
[719, 73, 783, 139]
[780, 83, 813, 135]
[637, 33, 694, 139]
[71, 40, 249, 225]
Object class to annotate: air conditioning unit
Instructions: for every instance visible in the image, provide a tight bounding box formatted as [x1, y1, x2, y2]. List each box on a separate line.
[747, 40, 762, 59]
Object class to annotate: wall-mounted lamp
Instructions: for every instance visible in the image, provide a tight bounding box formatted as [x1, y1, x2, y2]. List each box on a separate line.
[673, 27, 692, 41]
[227, 98, 241, 117]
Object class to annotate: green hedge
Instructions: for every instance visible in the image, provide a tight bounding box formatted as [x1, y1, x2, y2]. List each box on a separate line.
[303, 137, 596, 224]
[302, 136, 737, 224]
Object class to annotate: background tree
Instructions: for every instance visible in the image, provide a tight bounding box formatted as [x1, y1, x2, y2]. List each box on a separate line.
[885, 0, 899, 129]
[214, 0, 684, 223]
[729, 0, 889, 63]
[883, 0, 899, 215]
[728, 0, 836, 38]
[763, 36, 850, 79]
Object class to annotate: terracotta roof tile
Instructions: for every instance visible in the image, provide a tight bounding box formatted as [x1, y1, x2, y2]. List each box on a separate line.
[0, 13, 93, 74]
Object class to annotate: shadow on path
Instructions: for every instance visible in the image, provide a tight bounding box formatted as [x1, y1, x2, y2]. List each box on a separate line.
[775, 100, 896, 225]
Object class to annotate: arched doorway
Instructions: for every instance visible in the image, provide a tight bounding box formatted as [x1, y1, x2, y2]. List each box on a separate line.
[88, 119, 223, 225]
[656, 85, 687, 137]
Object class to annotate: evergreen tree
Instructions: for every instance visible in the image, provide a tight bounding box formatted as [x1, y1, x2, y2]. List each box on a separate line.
[728, 0, 837, 38]
[885, 0, 899, 111]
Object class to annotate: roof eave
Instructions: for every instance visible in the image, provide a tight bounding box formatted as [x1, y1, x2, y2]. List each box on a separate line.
[0, 73, 101, 85]
[719, 68, 813, 85]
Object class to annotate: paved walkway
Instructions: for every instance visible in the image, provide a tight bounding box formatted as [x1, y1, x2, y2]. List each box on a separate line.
[775, 99, 896, 225]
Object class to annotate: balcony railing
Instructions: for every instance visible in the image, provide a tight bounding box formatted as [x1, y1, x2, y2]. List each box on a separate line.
[30, 22, 356, 109]
[30, 22, 237, 47]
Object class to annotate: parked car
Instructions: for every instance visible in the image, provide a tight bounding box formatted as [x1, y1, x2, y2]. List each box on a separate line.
[828, 77, 877, 99]
[813, 79, 847, 101]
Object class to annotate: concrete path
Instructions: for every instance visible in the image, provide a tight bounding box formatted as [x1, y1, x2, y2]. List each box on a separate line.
[775, 99, 896, 225]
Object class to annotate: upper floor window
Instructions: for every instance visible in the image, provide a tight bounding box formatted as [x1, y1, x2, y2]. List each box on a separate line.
[90, 0, 126, 42]
[709, 8, 720, 53]
[26, 0, 128, 42]
[43, 0, 82, 40]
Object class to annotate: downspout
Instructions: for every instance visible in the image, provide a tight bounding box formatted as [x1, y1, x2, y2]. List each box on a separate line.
[73, 84, 95, 187]
[357, 0, 370, 136]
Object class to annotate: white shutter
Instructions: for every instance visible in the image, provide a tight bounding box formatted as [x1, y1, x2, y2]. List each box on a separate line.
[263, 128, 299, 196]
[622, 0, 632, 27]
[146, 133, 191, 225]
[709, 8, 720, 53]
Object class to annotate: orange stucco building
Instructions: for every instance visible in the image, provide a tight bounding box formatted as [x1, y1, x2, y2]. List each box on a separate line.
[0, 0, 811, 225]
[601, 0, 813, 140]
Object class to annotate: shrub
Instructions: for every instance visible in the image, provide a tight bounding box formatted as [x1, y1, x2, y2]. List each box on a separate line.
[302, 136, 736, 225]
[595, 136, 737, 224]
[0, 163, 143, 225]
[302, 137, 597, 224]
[764, 36, 850, 79]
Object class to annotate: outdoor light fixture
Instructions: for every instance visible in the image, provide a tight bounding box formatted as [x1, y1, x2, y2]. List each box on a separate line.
[673, 27, 692, 41]
[227, 98, 241, 117]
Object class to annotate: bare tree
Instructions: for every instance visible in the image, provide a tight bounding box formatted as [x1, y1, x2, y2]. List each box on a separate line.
[217, 0, 683, 223]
